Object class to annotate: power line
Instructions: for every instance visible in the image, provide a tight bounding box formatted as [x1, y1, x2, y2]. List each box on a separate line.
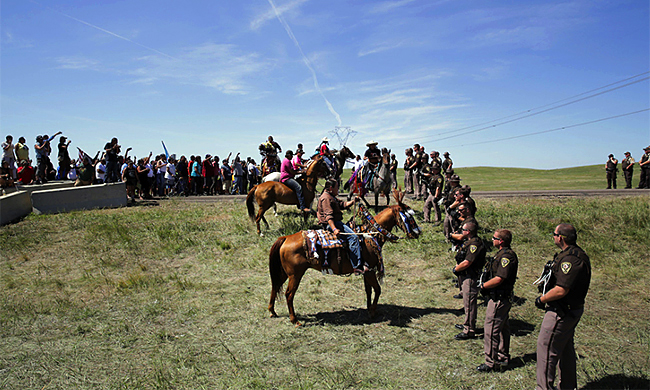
[447, 108, 650, 148]
[397, 71, 649, 148]
[431, 71, 649, 137]
[424, 76, 649, 144]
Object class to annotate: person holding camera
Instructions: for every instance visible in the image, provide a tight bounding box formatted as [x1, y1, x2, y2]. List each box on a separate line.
[452, 221, 486, 340]
[534, 223, 591, 390]
[605, 154, 618, 189]
[104, 137, 121, 183]
[477, 229, 518, 372]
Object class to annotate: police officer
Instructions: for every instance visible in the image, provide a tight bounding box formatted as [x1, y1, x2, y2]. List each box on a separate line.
[409, 144, 424, 199]
[422, 162, 444, 224]
[605, 154, 618, 189]
[452, 221, 486, 340]
[621, 151, 635, 189]
[477, 229, 518, 372]
[535, 223, 591, 390]
[637, 146, 650, 189]
[443, 174, 462, 239]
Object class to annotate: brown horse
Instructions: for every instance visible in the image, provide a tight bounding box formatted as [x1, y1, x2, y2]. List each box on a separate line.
[268, 190, 421, 325]
[247, 156, 328, 236]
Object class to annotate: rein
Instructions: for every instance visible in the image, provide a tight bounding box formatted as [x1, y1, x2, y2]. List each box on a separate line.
[357, 204, 401, 241]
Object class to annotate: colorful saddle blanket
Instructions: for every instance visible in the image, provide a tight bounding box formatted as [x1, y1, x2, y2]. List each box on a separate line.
[302, 229, 346, 267]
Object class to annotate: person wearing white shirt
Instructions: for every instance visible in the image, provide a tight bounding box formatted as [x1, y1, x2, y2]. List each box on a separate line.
[95, 159, 106, 183]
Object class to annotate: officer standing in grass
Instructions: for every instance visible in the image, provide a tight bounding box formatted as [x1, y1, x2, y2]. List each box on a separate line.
[605, 154, 618, 189]
[452, 221, 486, 340]
[535, 223, 591, 390]
[621, 151, 634, 189]
[477, 229, 518, 373]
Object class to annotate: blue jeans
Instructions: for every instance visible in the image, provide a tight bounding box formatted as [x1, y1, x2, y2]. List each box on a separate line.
[331, 220, 362, 269]
[283, 178, 306, 209]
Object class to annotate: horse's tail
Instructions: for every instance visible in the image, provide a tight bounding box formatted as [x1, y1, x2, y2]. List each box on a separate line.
[246, 185, 258, 221]
[269, 236, 287, 297]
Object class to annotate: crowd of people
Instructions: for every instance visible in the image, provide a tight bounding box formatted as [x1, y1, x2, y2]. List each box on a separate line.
[0, 133, 309, 200]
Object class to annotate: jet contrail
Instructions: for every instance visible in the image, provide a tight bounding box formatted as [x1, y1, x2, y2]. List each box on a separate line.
[33, 1, 178, 60]
[267, 0, 342, 126]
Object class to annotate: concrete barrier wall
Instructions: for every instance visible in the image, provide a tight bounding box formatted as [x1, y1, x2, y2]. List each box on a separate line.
[0, 191, 33, 225]
[16, 181, 76, 196]
[31, 182, 127, 215]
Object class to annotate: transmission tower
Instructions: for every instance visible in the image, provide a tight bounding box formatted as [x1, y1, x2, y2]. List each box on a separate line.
[330, 126, 357, 147]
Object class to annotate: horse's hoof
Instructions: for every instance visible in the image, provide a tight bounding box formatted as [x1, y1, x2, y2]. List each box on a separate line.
[260, 233, 264, 237]
[294, 321, 302, 327]
[269, 312, 278, 318]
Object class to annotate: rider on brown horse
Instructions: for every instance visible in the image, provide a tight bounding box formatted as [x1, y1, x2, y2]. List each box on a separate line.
[280, 150, 310, 213]
[317, 179, 366, 274]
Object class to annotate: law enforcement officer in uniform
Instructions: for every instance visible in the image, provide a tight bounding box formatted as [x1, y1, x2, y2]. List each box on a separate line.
[621, 151, 635, 189]
[452, 221, 486, 340]
[534, 223, 591, 390]
[422, 161, 444, 224]
[477, 229, 518, 372]
[605, 154, 618, 189]
[409, 144, 424, 199]
[637, 146, 650, 189]
[403, 148, 414, 194]
[442, 151, 453, 172]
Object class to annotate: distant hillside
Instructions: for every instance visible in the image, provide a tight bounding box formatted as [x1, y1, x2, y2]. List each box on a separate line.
[341, 165, 638, 191]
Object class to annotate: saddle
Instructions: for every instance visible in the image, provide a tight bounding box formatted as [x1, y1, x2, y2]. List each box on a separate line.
[302, 229, 349, 274]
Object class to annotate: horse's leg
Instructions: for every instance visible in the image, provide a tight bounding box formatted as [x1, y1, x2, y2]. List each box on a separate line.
[268, 272, 287, 318]
[285, 271, 306, 325]
[374, 191, 380, 214]
[363, 271, 382, 319]
[273, 203, 278, 217]
[255, 204, 271, 236]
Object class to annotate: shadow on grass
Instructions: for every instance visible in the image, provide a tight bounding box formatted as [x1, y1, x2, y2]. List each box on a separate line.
[580, 374, 649, 389]
[126, 199, 160, 207]
[307, 304, 464, 327]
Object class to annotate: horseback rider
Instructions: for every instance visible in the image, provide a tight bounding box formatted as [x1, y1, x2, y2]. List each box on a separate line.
[317, 178, 367, 274]
[259, 136, 282, 172]
[280, 150, 311, 213]
[318, 137, 335, 175]
[362, 140, 381, 190]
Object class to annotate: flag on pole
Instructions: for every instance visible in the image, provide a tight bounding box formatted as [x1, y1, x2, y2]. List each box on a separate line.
[77, 147, 92, 163]
[161, 141, 169, 159]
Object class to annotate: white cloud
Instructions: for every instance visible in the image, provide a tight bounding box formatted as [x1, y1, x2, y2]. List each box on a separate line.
[55, 56, 101, 70]
[358, 40, 410, 57]
[368, 0, 418, 14]
[132, 43, 273, 95]
[250, 0, 309, 30]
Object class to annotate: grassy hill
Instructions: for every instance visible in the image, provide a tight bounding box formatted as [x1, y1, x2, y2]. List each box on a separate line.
[1, 195, 648, 389]
[342, 164, 639, 191]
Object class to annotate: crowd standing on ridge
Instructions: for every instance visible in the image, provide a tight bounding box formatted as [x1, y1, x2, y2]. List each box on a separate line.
[4, 132, 648, 388]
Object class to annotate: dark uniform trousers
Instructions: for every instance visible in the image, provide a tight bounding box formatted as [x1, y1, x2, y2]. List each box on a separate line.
[460, 274, 479, 334]
[606, 170, 617, 189]
[623, 168, 633, 188]
[484, 298, 511, 368]
[536, 308, 584, 390]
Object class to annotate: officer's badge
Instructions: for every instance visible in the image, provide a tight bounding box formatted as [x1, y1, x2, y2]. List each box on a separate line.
[437, 178, 442, 183]
[561, 262, 572, 274]
[470, 245, 477, 253]
[501, 258, 510, 267]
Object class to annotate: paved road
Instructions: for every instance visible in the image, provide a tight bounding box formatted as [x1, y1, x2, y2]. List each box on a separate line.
[172, 188, 649, 204]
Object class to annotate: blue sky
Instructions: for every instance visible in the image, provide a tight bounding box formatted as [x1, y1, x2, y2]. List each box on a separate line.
[1, 0, 648, 168]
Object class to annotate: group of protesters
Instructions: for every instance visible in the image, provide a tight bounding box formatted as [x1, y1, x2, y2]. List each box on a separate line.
[0, 133, 289, 201]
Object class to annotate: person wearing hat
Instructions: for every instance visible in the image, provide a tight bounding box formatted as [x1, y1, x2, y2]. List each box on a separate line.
[422, 158, 444, 224]
[621, 151, 635, 189]
[637, 146, 650, 189]
[318, 137, 335, 174]
[443, 174, 462, 239]
[442, 152, 453, 172]
[280, 150, 310, 213]
[362, 141, 381, 190]
[404, 148, 415, 194]
[409, 144, 425, 199]
[202, 154, 215, 195]
[605, 154, 618, 189]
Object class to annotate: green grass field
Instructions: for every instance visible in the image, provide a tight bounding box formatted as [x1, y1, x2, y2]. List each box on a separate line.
[1, 167, 649, 389]
[341, 164, 640, 191]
